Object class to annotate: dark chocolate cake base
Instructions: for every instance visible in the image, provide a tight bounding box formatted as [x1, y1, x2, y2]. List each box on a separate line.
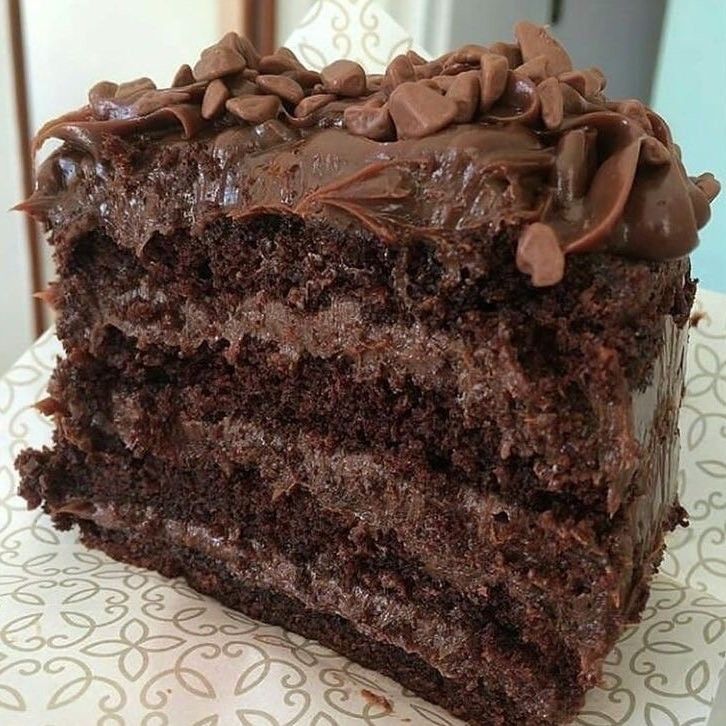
[76, 518, 579, 726]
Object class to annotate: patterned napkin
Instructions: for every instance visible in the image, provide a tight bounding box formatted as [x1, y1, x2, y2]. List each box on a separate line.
[1, 2, 724, 723]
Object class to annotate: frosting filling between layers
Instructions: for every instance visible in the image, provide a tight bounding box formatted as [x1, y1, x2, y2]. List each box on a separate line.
[76, 519, 577, 725]
[21, 312, 687, 674]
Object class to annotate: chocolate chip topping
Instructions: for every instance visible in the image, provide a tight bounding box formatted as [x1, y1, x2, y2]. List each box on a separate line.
[256, 74, 305, 105]
[554, 129, 595, 202]
[517, 56, 550, 83]
[406, 49, 427, 65]
[640, 136, 671, 166]
[694, 173, 721, 203]
[172, 64, 195, 88]
[259, 51, 302, 74]
[489, 42, 522, 69]
[193, 40, 246, 82]
[286, 69, 321, 89]
[479, 54, 509, 111]
[226, 95, 280, 124]
[343, 103, 395, 141]
[537, 77, 564, 130]
[389, 82, 458, 139]
[220, 31, 260, 69]
[515, 21, 572, 76]
[28, 22, 721, 288]
[446, 44, 490, 67]
[201, 79, 230, 120]
[559, 69, 604, 98]
[446, 70, 480, 123]
[383, 54, 416, 93]
[516, 223, 566, 286]
[294, 93, 337, 119]
[321, 59, 367, 97]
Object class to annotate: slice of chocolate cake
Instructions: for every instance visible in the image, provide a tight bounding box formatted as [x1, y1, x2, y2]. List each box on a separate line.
[16, 22, 719, 726]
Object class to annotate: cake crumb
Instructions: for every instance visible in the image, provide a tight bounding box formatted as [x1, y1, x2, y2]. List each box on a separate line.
[690, 310, 709, 327]
[360, 688, 392, 713]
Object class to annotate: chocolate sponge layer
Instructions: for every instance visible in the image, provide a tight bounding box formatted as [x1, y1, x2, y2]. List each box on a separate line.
[19, 206, 693, 725]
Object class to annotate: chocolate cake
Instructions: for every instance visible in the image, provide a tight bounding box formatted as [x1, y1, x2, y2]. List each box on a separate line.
[16, 22, 720, 725]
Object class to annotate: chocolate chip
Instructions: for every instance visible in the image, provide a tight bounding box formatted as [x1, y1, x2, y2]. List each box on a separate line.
[193, 44, 246, 81]
[640, 136, 671, 166]
[537, 77, 563, 130]
[611, 100, 653, 133]
[516, 55, 550, 83]
[321, 59, 367, 97]
[558, 69, 602, 98]
[489, 42, 522, 69]
[131, 89, 190, 117]
[172, 64, 195, 88]
[560, 83, 596, 114]
[446, 44, 490, 66]
[388, 81, 457, 139]
[293, 93, 337, 118]
[367, 74, 384, 92]
[406, 49, 427, 65]
[645, 111, 671, 147]
[258, 50, 302, 74]
[220, 32, 261, 70]
[226, 94, 281, 124]
[516, 223, 565, 286]
[256, 74, 305, 105]
[515, 21, 572, 76]
[429, 75, 454, 93]
[479, 54, 509, 111]
[284, 69, 321, 89]
[201, 79, 230, 119]
[693, 172, 721, 203]
[116, 77, 156, 98]
[439, 62, 470, 77]
[241, 36, 262, 69]
[88, 80, 118, 113]
[589, 67, 606, 91]
[278, 47, 305, 68]
[484, 72, 541, 125]
[344, 103, 395, 140]
[218, 32, 241, 51]
[446, 70, 480, 123]
[554, 129, 595, 201]
[383, 54, 416, 93]
[414, 59, 444, 80]
[89, 79, 156, 120]
[227, 73, 259, 97]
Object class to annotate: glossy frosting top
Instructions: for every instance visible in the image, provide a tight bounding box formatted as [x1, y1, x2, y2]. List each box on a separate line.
[23, 22, 720, 286]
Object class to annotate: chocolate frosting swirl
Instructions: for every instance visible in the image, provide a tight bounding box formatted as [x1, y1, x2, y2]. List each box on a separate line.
[21, 22, 719, 286]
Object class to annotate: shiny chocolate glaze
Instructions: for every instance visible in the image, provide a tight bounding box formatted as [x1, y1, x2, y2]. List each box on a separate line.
[19, 23, 719, 286]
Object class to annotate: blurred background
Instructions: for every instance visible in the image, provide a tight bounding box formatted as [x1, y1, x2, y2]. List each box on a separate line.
[1, 0, 724, 373]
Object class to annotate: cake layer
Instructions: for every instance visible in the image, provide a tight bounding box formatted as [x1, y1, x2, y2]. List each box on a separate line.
[39, 491, 576, 693]
[21, 300, 686, 674]
[77, 519, 583, 725]
[53, 222, 694, 511]
[57, 218, 691, 386]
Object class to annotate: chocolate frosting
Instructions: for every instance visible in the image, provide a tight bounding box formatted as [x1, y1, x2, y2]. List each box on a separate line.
[21, 22, 719, 286]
